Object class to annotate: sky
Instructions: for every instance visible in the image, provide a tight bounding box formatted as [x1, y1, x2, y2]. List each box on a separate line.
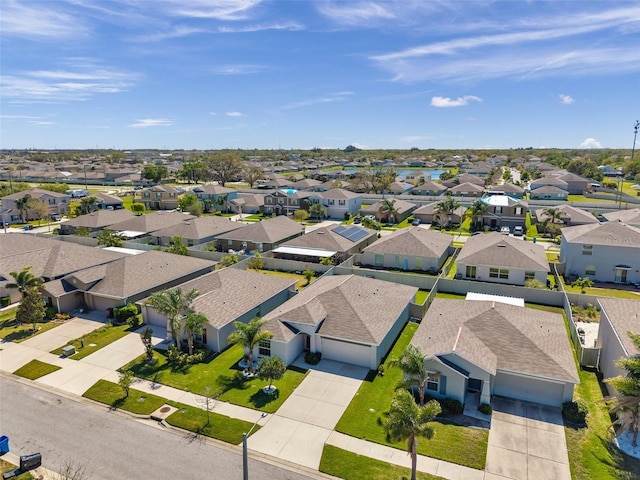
[1, 0, 639, 151]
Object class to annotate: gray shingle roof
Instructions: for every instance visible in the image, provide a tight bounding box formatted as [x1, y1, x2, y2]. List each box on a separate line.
[360, 199, 417, 216]
[281, 225, 376, 252]
[264, 275, 417, 344]
[61, 209, 134, 228]
[150, 216, 242, 240]
[448, 182, 485, 193]
[412, 299, 579, 383]
[457, 232, 548, 271]
[603, 208, 640, 226]
[363, 226, 452, 258]
[413, 202, 466, 217]
[561, 221, 640, 246]
[534, 205, 598, 225]
[216, 216, 304, 244]
[108, 211, 197, 234]
[598, 297, 640, 356]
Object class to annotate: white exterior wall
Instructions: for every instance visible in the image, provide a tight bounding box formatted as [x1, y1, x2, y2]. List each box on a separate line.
[323, 197, 361, 219]
[597, 311, 630, 384]
[360, 252, 444, 272]
[271, 335, 305, 366]
[561, 240, 640, 284]
[424, 358, 467, 403]
[440, 354, 492, 404]
[456, 263, 547, 286]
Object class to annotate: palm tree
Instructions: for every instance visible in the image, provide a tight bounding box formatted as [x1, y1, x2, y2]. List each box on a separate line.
[227, 317, 273, 374]
[435, 196, 461, 228]
[384, 389, 442, 480]
[145, 288, 199, 348]
[15, 194, 34, 223]
[184, 312, 208, 355]
[606, 332, 640, 447]
[467, 199, 490, 231]
[388, 344, 431, 406]
[541, 207, 563, 235]
[7, 266, 43, 297]
[79, 196, 98, 214]
[380, 198, 398, 224]
[7, 266, 44, 329]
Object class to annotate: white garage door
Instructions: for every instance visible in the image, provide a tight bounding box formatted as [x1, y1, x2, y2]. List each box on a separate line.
[145, 308, 167, 327]
[493, 372, 565, 407]
[90, 295, 120, 314]
[321, 338, 371, 368]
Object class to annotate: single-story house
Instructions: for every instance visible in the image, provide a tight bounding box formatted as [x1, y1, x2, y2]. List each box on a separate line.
[411, 299, 579, 407]
[412, 202, 466, 226]
[262, 274, 418, 369]
[560, 221, 640, 284]
[456, 232, 549, 285]
[359, 199, 417, 223]
[59, 209, 135, 236]
[272, 224, 377, 264]
[597, 297, 640, 390]
[485, 183, 525, 198]
[529, 176, 568, 192]
[447, 182, 485, 197]
[93, 192, 124, 210]
[602, 208, 640, 228]
[442, 173, 484, 188]
[215, 215, 304, 253]
[108, 211, 197, 238]
[533, 205, 598, 228]
[529, 185, 569, 201]
[149, 216, 242, 247]
[229, 193, 265, 215]
[410, 181, 447, 196]
[360, 227, 452, 273]
[41, 250, 216, 316]
[141, 268, 297, 351]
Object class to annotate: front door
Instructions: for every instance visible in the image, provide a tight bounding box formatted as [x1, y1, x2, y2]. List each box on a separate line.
[615, 268, 628, 283]
[304, 334, 311, 352]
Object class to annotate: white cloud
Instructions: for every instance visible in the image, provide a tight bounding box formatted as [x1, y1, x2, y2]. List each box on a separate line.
[580, 137, 602, 148]
[278, 91, 355, 110]
[161, 0, 263, 21]
[430, 96, 482, 108]
[1, 0, 87, 40]
[316, 2, 396, 25]
[128, 118, 173, 128]
[226, 112, 244, 117]
[212, 64, 266, 75]
[218, 22, 303, 33]
[559, 94, 574, 104]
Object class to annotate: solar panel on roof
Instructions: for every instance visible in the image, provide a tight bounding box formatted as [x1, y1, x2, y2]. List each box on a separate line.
[343, 226, 369, 242]
[332, 225, 347, 235]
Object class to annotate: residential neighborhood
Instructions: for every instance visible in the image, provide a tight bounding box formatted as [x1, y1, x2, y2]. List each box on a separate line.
[1, 147, 640, 480]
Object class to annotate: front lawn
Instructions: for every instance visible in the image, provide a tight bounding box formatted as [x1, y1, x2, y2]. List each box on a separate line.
[51, 323, 132, 360]
[123, 343, 307, 413]
[83, 379, 167, 415]
[320, 445, 444, 480]
[14, 359, 61, 380]
[0, 317, 60, 343]
[335, 323, 488, 470]
[565, 368, 640, 480]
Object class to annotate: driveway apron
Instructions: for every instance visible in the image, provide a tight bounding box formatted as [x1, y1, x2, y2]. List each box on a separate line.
[485, 397, 571, 480]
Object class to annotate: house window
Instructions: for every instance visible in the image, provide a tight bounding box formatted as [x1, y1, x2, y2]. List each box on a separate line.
[515, 207, 523, 215]
[259, 339, 271, 356]
[338, 200, 345, 206]
[196, 328, 207, 344]
[489, 268, 509, 279]
[156, 192, 162, 198]
[328, 199, 335, 205]
[143, 192, 150, 198]
[375, 254, 384, 266]
[466, 265, 477, 278]
[524, 271, 535, 281]
[495, 206, 502, 214]
[416, 257, 422, 269]
[426, 375, 439, 392]
[585, 265, 596, 276]
[291, 199, 297, 205]
[266, 197, 272, 204]
[582, 245, 593, 255]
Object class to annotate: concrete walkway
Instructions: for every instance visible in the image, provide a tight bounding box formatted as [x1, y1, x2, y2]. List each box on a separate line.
[19, 317, 103, 351]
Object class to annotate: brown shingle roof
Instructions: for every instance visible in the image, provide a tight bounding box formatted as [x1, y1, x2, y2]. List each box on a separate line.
[281, 225, 376, 252]
[457, 232, 548, 271]
[216, 216, 304, 244]
[363, 227, 452, 258]
[412, 299, 579, 383]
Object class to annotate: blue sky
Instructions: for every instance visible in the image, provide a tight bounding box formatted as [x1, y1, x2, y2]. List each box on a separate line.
[1, 1, 639, 151]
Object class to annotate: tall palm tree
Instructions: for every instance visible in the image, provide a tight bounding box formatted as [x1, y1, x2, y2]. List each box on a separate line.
[388, 344, 431, 406]
[184, 312, 208, 355]
[7, 266, 44, 327]
[7, 266, 43, 297]
[228, 317, 273, 374]
[435, 196, 461, 228]
[606, 332, 640, 447]
[145, 288, 199, 348]
[384, 389, 442, 480]
[541, 207, 563, 234]
[467, 199, 490, 231]
[380, 198, 398, 224]
[15, 194, 35, 223]
[80, 196, 98, 214]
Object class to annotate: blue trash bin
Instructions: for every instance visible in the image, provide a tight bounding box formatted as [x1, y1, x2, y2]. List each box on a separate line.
[0, 435, 9, 454]
[533, 237, 537, 243]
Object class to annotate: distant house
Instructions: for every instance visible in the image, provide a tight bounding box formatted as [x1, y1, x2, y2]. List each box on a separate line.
[292, 178, 322, 191]
[359, 199, 417, 223]
[93, 192, 124, 210]
[229, 193, 265, 215]
[410, 180, 447, 196]
[150, 216, 242, 247]
[598, 165, 624, 177]
[215, 215, 304, 253]
[308, 188, 362, 219]
[529, 185, 568, 200]
[412, 202, 466, 226]
[442, 173, 484, 188]
[447, 182, 484, 197]
[141, 268, 297, 352]
[191, 184, 238, 211]
[138, 185, 181, 210]
[1, 188, 70, 223]
[533, 205, 598, 228]
[557, 173, 592, 194]
[485, 183, 525, 198]
[108, 211, 197, 238]
[262, 189, 312, 217]
[602, 208, 640, 228]
[529, 176, 568, 193]
[560, 221, 640, 284]
[360, 227, 452, 272]
[477, 195, 528, 230]
[456, 232, 549, 285]
[597, 298, 640, 388]
[412, 299, 579, 407]
[262, 275, 418, 369]
[403, 171, 431, 183]
[60, 209, 135, 236]
[272, 224, 376, 264]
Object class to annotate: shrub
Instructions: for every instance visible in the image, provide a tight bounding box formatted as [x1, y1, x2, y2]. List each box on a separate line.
[114, 303, 138, 324]
[478, 403, 492, 415]
[55, 312, 71, 321]
[45, 306, 57, 319]
[440, 397, 464, 415]
[1, 296, 11, 308]
[305, 351, 322, 365]
[131, 203, 145, 213]
[127, 314, 142, 329]
[167, 345, 181, 363]
[562, 400, 588, 425]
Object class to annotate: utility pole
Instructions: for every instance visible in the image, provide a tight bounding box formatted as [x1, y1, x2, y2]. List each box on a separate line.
[632, 120, 639, 161]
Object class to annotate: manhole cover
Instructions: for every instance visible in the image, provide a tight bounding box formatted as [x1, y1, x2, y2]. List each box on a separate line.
[160, 406, 171, 413]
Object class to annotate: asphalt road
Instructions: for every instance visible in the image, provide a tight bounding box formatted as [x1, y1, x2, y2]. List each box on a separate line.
[0, 376, 316, 480]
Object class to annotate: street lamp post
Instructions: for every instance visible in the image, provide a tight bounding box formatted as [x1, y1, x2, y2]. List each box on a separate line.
[242, 412, 267, 480]
[632, 120, 639, 161]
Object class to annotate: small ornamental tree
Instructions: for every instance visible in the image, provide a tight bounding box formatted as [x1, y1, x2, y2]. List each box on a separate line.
[247, 251, 264, 271]
[17, 287, 46, 332]
[165, 236, 188, 255]
[258, 356, 286, 393]
[303, 269, 314, 285]
[140, 327, 155, 362]
[119, 370, 134, 398]
[572, 277, 594, 294]
[219, 254, 239, 267]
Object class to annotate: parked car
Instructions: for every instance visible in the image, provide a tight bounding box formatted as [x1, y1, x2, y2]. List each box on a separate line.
[513, 226, 524, 236]
[353, 216, 363, 224]
[412, 218, 421, 226]
[500, 226, 510, 235]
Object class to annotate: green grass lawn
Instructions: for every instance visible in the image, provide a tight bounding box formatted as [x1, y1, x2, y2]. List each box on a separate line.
[165, 401, 256, 444]
[445, 261, 457, 279]
[0, 317, 60, 343]
[561, 279, 640, 300]
[0, 459, 33, 480]
[83, 379, 167, 415]
[565, 368, 640, 480]
[124, 343, 307, 413]
[14, 359, 61, 380]
[546, 251, 560, 263]
[257, 269, 316, 291]
[320, 445, 444, 480]
[568, 194, 616, 203]
[415, 290, 430, 305]
[434, 292, 466, 300]
[335, 323, 488, 470]
[51, 323, 132, 360]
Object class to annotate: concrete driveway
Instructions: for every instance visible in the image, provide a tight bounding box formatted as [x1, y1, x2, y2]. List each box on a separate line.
[485, 397, 570, 480]
[248, 359, 367, 470]
[20, 317, 104, 352]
